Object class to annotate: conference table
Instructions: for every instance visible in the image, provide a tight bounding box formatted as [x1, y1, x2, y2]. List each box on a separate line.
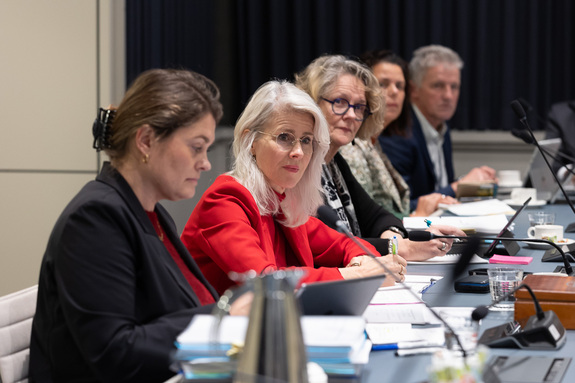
[363, 202, 575, 383]
[168, 202, 575, 383]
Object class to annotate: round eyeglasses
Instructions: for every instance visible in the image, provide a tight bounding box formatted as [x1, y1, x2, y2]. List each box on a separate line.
[257, 131, 314, 154]
[321, 97, 371, 121]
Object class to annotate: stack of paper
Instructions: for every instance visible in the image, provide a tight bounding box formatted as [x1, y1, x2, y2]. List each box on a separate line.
[403, 214, 509, 234]
[441, 199, 515, 216]
[363, 282, 479, 356]
[174, 315, 371, 380]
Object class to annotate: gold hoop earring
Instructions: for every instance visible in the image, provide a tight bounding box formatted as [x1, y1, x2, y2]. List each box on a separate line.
[142, 154, 149, 164]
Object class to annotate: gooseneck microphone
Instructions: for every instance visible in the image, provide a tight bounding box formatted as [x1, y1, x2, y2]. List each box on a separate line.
[511, 100, 575, 217]
[471, 284, 544, 322]
[408, 231, 574, 276]
[317, 206, 475, 358]
[515, 98, 575, 166]
[473, 283, 566, 350]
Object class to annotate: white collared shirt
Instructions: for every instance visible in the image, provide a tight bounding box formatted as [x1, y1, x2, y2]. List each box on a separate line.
[413, 105, 449, 189]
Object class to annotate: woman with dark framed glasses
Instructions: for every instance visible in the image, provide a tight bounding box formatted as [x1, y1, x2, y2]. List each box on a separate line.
[295, 54, 465, 262]
[182, 80, 405, 295]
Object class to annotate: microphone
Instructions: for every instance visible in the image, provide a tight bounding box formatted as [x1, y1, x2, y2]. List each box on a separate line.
[517, 97, 574, 156]
[510, 122, 575, 167]
[511, 100, 575, 208]
[471, 283, 544, 321]
[317, 206, 477, 358]
[474, 283, 566, 350]
[408, 231, 574, 276]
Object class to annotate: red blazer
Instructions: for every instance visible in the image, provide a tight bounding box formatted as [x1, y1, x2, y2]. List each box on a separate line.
[181, 175, 380, 294]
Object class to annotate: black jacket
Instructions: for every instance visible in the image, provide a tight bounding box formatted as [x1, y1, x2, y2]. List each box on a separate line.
[30, 162, 217, 383]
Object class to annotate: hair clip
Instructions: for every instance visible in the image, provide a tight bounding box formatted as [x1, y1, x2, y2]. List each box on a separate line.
[92, 108, 115, 151]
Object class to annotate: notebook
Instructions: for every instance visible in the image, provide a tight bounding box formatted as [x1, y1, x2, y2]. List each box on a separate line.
[296, 274, 386, 316]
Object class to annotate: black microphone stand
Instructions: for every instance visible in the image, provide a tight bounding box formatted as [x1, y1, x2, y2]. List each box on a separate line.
[474, 284, 566, 350]
[511, 99, 575, 232]
[518, 97, 575, 165]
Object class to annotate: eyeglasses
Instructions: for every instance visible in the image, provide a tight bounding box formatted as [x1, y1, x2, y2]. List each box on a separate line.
[321, 97, 371, 121]
[257, 131, 315, 154]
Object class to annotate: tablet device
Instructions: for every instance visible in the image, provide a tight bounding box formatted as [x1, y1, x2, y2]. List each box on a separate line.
[296, 274, 386, 316]
[482, 196, 531, 257]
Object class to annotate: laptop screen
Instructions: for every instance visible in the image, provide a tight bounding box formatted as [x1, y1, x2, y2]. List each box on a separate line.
[527, 138, 562, 201]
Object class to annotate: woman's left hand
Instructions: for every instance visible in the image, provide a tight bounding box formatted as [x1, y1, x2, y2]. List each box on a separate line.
[396, 225, 466, 261]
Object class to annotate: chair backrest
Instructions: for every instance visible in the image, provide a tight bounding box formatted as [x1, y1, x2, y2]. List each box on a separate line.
[0, 286, 38, 383]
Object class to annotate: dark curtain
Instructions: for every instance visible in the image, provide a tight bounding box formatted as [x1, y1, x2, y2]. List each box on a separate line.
[126, 0, 575, 131]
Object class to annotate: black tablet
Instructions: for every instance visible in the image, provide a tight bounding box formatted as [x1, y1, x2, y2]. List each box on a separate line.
[296, 274, 386, 316]
[482, 196, 532, 257]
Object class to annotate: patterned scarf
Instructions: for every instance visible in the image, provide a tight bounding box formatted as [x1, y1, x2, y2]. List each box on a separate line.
[321, 160, 362, 236]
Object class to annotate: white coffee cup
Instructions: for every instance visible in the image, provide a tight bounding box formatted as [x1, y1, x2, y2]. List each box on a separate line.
[527, 224, 564, 242]
[510, 187, 537, 203]
[498, 170, 521, 187]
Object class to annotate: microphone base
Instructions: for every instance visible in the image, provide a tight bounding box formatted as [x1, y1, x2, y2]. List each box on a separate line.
[565, 222, 575, 233]
[542, 243, 575, 263]
[478, 310, 566, 350]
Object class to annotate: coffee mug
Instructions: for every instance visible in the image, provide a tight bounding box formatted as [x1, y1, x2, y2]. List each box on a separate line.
[527, 224, 564, 242]
[498, 170, 521, 186]
[510, 187, 537, 203]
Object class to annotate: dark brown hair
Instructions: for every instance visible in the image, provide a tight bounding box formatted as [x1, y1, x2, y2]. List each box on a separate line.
[106, 69, 223, 163]
[360, 50, 411, 137]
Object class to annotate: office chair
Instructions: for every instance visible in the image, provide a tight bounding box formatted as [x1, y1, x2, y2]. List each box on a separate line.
[0, 285, 38, 383]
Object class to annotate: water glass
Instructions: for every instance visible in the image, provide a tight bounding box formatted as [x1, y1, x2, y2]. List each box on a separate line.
[487, 268, 524, 311]
[528, 212, 555, 227]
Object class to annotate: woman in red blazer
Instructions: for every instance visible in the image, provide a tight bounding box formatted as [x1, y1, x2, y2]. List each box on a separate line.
[182, 80, 406, 295]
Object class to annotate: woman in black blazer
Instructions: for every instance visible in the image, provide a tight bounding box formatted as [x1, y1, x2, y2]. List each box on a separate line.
[30, 69, 237, 382]
[295, 55, 465, 262]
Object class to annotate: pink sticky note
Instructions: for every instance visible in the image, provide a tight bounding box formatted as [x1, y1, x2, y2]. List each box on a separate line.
[489, 254, 533, 265]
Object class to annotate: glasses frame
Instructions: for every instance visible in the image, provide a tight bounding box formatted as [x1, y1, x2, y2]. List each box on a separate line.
[257, 131, 315, 155]
[321, 97, 371, 121]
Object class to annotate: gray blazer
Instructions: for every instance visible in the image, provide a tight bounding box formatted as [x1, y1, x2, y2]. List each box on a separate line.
[546, 100, 575, 171]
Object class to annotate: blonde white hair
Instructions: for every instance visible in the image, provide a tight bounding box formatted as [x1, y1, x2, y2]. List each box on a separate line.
[294, 54, 385, 141]
[229, 80, 330, 227]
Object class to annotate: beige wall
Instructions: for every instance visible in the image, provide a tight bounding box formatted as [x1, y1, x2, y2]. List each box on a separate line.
[451, 131, 545, 181]
[0, 0, 125, 296]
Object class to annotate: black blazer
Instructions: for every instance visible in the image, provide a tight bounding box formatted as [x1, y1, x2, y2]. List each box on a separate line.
[318, 153, 406, 256]
[30, 162, 217, 383]
[546, 100, 575, 171]
[379, 109, 455, 211]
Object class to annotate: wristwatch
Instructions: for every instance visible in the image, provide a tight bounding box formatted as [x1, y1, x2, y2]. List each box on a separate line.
[387, 226, 405, 238]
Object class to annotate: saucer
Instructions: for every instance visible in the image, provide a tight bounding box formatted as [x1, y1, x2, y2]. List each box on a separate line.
[503, 199, 547, 208]
[524, 238, 575, 250]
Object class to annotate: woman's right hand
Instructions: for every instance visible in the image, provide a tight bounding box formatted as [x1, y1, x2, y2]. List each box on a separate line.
[339, 254, 406, 286]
